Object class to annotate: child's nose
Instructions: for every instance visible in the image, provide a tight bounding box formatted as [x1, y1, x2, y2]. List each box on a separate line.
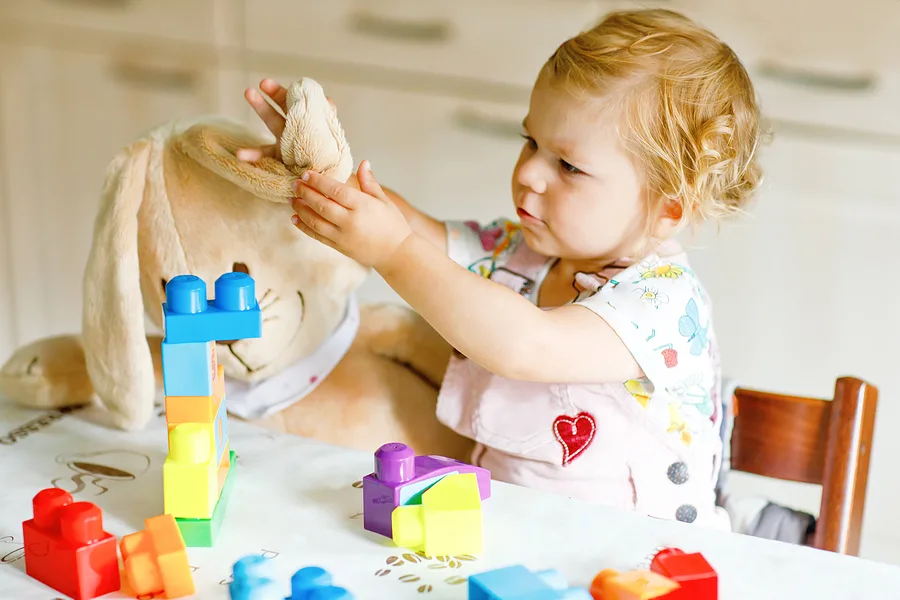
[517, 164, 547, 195]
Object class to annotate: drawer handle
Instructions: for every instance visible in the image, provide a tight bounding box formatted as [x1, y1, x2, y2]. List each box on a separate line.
[758, 61, 877, 92]
[347, 11, 453, 43]
[107, 63, 199, 93]
[452, 108, 523, 140]
[49, 0, 132, 8]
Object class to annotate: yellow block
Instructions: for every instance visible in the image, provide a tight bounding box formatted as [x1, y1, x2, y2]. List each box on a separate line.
[163, 424, 219, 520]
[391, 472, 482, 556]
[590, 569, 680, 600]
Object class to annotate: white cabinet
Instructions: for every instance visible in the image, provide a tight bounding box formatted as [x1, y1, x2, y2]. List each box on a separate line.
[239, 70, 527, 305]
[684, 134, 900, 560]
[0, 40, 219, 346]
[0, 43, 13, 364]
[0, 0, 225, 46]
[245, 0, 605, 88]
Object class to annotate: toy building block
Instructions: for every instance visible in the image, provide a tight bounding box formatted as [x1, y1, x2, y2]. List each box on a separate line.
[163, 272, 262, 344]
[120, 513, 194, 599]
[161, 339, 219, 396]
[468, 565, 592, 599]
[229, 559, 354, 600]
[165, 367, 231, 471]
[166, 363, 226, 423]
[230, 555, 282, 600]
[22, 487, 120, 600]
[649, 548, 717, 600]
[176, 450, 237, 547]
[164, 423, 220, 519]
[287, 566, 354, 599]
[363, 442, 491, 538]
[589, 569, 680, 600]
[392, 472, 483, 556]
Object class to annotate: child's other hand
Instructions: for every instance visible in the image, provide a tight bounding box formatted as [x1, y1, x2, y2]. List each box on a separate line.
[291, 160, 412, 270]
[236, 78, 337, 164]
[236, 78, 287, 162]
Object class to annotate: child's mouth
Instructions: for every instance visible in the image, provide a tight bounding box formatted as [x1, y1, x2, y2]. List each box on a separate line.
[516, 207, 539, 222]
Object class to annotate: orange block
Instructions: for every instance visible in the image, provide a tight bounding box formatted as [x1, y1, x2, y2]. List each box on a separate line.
[165, 364, 225, 424]
[590, 569, 680, 600]
[120, 514, 194, 599]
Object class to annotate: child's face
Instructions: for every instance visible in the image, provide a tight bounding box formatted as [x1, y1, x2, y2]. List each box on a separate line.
[512, 78, 648, 263]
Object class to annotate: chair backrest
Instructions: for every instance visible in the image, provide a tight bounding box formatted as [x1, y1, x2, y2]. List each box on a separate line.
[730, 377, 878, 555]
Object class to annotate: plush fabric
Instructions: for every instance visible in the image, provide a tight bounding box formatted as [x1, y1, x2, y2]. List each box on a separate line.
[0, 78, 473, 460]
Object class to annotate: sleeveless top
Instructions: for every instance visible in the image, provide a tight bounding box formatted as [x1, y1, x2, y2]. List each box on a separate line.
[436, 218, 727, 527]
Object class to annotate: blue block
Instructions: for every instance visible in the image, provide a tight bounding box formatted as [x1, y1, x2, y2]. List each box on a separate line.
[468, 566, 592, 600]
[287, 566, 354, 600]
[161, 340, 217, 396]
[230, 556, 282, 600]
[229, 560, 354, 600]
[163, 272, 262, 344]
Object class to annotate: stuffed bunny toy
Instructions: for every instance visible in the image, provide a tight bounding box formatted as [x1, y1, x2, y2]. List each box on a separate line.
[0, 78, 473, 460]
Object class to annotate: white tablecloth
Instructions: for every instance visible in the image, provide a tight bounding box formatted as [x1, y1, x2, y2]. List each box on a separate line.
[0, 401, 898, 600]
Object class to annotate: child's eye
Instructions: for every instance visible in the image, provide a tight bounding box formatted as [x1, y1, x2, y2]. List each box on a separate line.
[520, 133, 537, 150]
[559, 159, 583, 175]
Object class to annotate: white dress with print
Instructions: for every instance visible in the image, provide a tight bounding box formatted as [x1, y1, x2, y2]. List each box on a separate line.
[436, 218, 730, 530]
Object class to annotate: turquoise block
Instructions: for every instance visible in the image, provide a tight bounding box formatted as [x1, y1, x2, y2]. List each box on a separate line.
[162, 340, 216, 396]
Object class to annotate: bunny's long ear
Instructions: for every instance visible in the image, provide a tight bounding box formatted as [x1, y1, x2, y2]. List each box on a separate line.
[81, 138, 156, 430]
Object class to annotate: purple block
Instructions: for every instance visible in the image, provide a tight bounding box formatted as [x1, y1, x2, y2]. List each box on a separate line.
[362, 442, 491, 539]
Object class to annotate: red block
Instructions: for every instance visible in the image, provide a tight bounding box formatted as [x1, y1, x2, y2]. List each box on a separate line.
[22, 488, 121, 600]
[650, 547, 718, 600]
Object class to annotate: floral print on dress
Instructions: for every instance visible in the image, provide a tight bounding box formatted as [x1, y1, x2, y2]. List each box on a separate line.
[576, 255, 719, 447]
[463, 220, 521, 279]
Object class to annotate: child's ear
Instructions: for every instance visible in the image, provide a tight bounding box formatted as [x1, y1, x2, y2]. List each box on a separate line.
[662, 197, 683, 221]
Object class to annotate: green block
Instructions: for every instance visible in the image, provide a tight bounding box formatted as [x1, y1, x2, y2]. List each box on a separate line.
[176, 451, 236, 547]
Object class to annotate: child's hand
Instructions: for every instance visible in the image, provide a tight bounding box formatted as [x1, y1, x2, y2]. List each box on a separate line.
[291, 160, 413, 270]
[236, 79, 287, 162]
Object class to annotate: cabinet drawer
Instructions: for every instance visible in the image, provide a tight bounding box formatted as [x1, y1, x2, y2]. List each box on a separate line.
[245, 0, 605, 88]
[0, 0, 221, 46]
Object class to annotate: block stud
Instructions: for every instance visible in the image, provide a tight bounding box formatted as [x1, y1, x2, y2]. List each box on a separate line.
[375, 443, 415, 483]
[60, 502, 105, 545]
[215, 272, 257, 311]
[33, 487, 73, 529]
[166, 275, 208, 314]
[169, 424, 212, 464]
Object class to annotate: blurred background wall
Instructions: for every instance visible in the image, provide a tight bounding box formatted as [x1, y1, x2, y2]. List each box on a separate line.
[1, 0, 898, 563]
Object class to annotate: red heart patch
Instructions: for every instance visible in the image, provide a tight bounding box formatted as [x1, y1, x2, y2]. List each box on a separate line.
[553, 412, 597, 466]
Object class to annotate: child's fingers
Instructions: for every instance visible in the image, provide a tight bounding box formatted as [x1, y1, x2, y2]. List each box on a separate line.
[293, 182, 349, 226]
[235, 145, 277, 162]
[244, 87, 286, 138]
[291, 209, 340, 250]
[356, 160, 389, 203]
[299, 172, 357, 209]
[259, 78, 289, 113]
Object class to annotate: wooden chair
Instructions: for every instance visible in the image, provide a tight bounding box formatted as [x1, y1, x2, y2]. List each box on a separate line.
[730, 377, 878, 555]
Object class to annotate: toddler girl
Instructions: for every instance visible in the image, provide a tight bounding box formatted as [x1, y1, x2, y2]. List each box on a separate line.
[240, 8, 762, 530]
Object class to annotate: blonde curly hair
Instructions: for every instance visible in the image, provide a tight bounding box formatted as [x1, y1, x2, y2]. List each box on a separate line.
[542, 8, 763, 237]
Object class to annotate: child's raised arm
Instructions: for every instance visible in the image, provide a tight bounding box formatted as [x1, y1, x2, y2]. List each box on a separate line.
[239, 78, 448, 253]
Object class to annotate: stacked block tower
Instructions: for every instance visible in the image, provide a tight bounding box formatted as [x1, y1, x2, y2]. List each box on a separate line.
[161, 272, 262, 547]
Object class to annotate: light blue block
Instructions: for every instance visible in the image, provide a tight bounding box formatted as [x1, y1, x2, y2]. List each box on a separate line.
[468, 565, 591, 600]
[162, 340, 216, 396]
[163, 272, 263, 344]
[230, 555, 282, 600]
[287, 567, 353, 600]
